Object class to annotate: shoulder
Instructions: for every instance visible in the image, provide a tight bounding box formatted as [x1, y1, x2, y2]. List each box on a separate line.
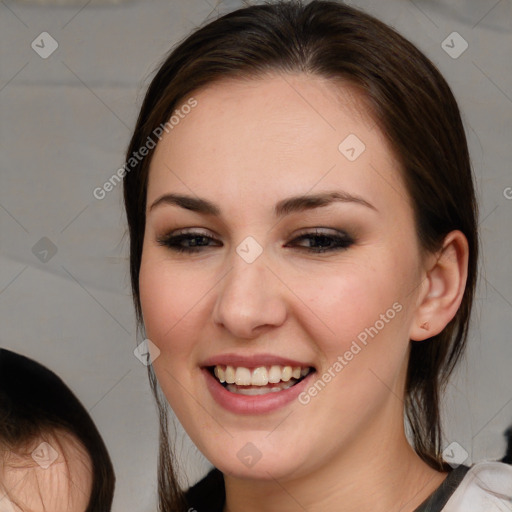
[443, 461, 512, 511]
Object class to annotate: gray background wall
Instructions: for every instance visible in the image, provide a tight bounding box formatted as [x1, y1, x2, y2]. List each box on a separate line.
[1, 0, 511, 510]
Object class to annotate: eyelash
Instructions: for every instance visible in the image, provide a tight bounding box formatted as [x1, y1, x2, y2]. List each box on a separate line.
[156, 229, 354, 254]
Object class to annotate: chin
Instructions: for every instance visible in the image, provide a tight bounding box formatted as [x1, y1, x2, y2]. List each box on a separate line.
[215, 456, 306, 481]
[199, 435, 316, 483]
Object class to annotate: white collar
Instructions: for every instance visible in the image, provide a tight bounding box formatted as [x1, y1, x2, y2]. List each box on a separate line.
[443, 461, 512, 511]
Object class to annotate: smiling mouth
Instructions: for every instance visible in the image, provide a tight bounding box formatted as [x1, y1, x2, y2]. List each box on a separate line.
[207, 364, 315, 395]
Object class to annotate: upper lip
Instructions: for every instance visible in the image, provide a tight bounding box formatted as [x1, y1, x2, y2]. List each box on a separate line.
[201, 353, 315, 369]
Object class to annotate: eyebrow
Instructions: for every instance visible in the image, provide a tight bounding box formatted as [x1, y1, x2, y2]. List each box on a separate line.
[148, 190, 377, 217]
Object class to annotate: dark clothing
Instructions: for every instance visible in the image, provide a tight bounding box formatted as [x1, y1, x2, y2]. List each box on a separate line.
[185, 464, 471, 512]
[414, 465, 470, 511]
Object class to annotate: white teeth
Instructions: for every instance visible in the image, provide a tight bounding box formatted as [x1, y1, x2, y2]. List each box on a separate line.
[281, 366, 292, 382]
[235, 367, 252, 386]
[225, 365, 235, 384]
[268, 365, 282, 383]
[251, 367, 268, 386]
[215, 366, 226, 383]
[212, 364, 312, 387]
[226, 379, 296, 395]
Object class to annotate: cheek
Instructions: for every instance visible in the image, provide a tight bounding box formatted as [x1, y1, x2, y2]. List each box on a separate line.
[292, 255, 417, 416]
[293, 257, 409, 352]
[139, 252, 221, 393]
[139, 255, 205, 345]
[139, 255, 219, 428]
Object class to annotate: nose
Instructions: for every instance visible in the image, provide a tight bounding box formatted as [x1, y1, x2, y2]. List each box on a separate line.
[212, 250, 287, 339]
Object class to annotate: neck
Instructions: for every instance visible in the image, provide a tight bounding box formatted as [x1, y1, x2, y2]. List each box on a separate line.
[223, 414, 447, 512]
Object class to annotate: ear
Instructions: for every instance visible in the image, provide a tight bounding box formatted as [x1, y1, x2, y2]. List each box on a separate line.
[410, 230, 469, 341]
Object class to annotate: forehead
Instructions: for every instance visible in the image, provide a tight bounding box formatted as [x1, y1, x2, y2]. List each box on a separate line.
[147, 73, 409, 219]
[0, 431, 93, 510]
[0, 429, 92, 469]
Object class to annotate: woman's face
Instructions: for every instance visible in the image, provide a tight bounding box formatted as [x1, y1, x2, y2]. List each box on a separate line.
[140, 74, 429, 481]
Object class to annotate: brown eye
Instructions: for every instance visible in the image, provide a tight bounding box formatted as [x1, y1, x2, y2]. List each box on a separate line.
[156, 231, 222, 253]
[288, 229, 354, 253]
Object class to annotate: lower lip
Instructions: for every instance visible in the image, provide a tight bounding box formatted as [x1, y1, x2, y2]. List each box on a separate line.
[202, 367, 315, 415]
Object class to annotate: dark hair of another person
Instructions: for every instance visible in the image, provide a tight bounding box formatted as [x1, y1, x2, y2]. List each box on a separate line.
[122, 1, 478, 510]
[0, 348, 115, 511]
[502, 426, 512, 465]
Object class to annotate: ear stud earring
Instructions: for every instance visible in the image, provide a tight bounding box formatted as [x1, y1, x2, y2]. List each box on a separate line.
[420, 321, 430, 331]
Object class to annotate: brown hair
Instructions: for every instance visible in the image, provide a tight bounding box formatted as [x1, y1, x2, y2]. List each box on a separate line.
[0, 349, 116, 511]
[123, 1, 478, 509]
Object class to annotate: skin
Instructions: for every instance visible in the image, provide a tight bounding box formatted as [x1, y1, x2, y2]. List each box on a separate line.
[0, 430, 93, 512]
[140, 73, 469, 512]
